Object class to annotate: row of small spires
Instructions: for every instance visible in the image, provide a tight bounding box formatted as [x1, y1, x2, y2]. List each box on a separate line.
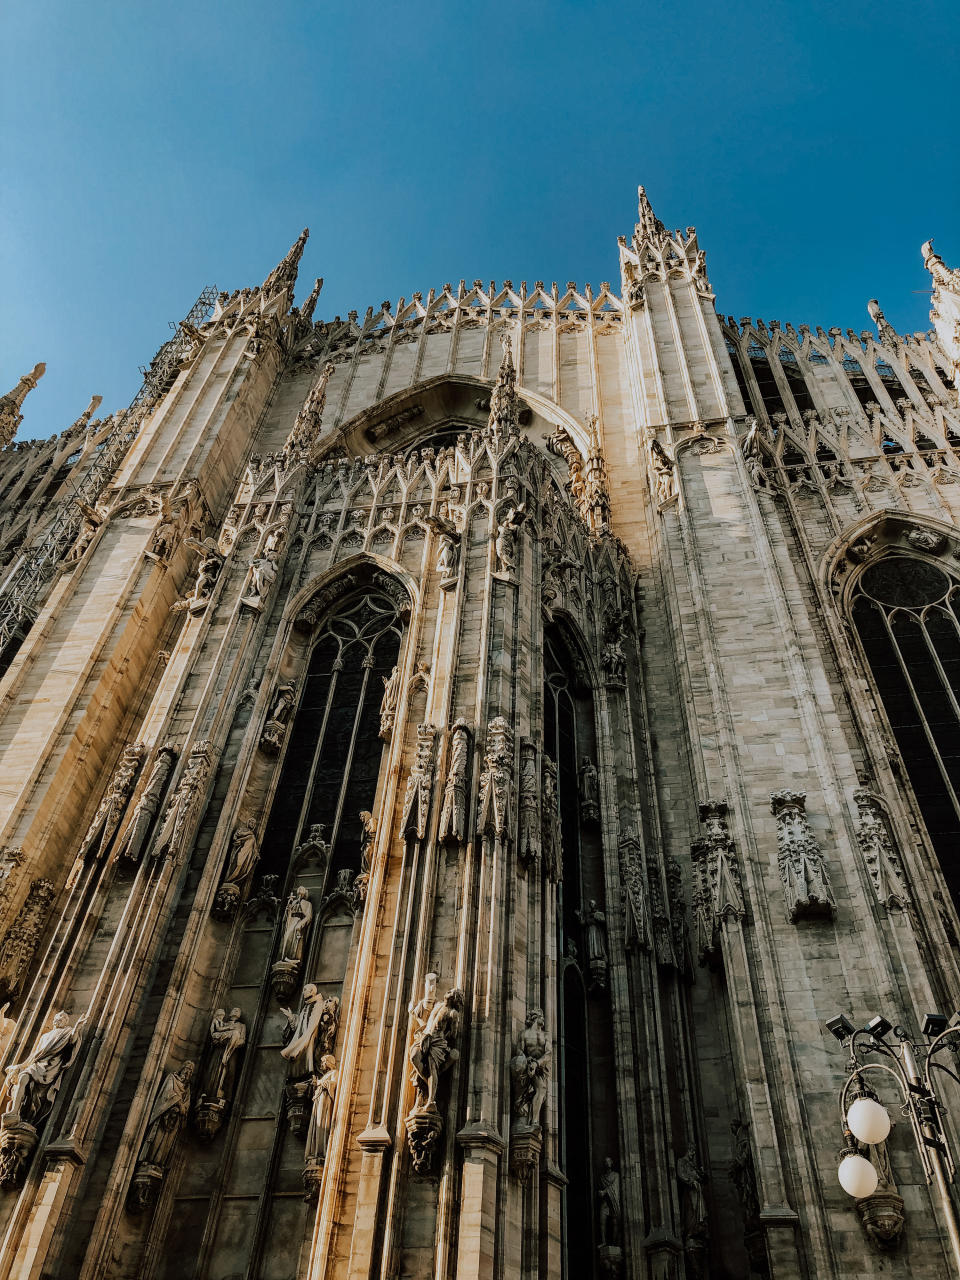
[724, 317, 936, 345]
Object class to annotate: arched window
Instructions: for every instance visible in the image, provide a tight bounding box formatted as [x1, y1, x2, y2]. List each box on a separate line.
[851, 554, 960, 897]
[260, 585, 404, 881]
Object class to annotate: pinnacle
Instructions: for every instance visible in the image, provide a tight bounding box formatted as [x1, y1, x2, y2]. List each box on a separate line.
[0, 362, 46, 447]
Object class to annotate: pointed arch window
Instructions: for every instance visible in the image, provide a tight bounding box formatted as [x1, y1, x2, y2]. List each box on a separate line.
[851, 554, 960, 898]
[260, 586, 404, 880]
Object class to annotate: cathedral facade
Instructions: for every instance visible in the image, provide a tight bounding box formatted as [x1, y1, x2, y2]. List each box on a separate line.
[0, 188, 958, 1278]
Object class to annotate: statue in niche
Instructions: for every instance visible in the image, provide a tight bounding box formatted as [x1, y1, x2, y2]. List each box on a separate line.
[650, 438, 675, 505]
[425, 505, 461, 586]
[517, 741, 540, 869]
[240, 552, 278, 610]
[405, 984, 464, 1173]
[0, 1009, 87, 1127]
[438, 721, 471, 845]
[510, 1008, 551, 1128]
[578, 757, 600, 826]
[542, 757, 563, 882]
[741, 417, 768, 491]
[409, 972, 438, 1029]
[127, 1061, 195, 1212]
[677, 1144, 708, 1244]
[379, 665, 400, 741]
[115, 744, 177, 866]
[260, 681, 296, 755]
[181, 537, 224, 612]
[353, 811, 376, 905]
[77, 743, 144, 862]
[0, 878, 57, 1004]
[270, 885, 313, 1000]
[495, 503, 526, 579]
[576, 899, 609, 990]
[193, 1008, 246, 1141]
[308, 1054, 343, 1172]
[598, 1157, 622, 1245]
[281, 984, 339, 1078]
[212, 821, 259, 921]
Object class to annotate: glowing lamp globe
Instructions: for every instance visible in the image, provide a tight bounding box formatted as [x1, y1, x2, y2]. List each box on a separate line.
[846, 1098, 891, 1145]
[838, 1153, 879, 1199]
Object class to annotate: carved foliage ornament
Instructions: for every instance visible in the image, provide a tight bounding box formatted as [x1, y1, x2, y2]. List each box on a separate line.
[852, 789, 910, 910]
[402, 725, 437, 840]
[691, 800, 744, 966]
[770, 790, 835, 923]
[439, 721, 471, 846]
[478, 717, 514, 842]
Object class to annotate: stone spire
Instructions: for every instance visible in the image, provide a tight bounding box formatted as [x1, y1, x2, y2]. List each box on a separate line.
[284, 362, 334, 458]
[636, 184, 667, 245]
[262, 227, 309, 299]
[0, 362, 45, 447]
[487, 335, 520, 438]
[922, 239, 960, 293]
[301, 277, 324, 326]
[922, 240, 960, 385]
[866, 299, 898, 347]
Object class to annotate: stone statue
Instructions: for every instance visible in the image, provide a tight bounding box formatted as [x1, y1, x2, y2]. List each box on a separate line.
[151, 741, 212, 864]
[542, 757, 563, 882]
[438, 720, 470, 845]
[359, 811, 376, 874]
[114, 744, 177, 865]
[510, 1008, 551, 1128]
[304, 1054, 337, 1167]
[240, 553, 278, 610]
[650, 438, 675, 505]
[77, 743, 144, 862]
[379, 665, 400, 741]
[183, 537, 224, 612]
[408, 986, 464, 1114]
[194, 1008, 246, 1141]
[598, 1157, 622, 1245]
[128, 1062, 195, 1212]
[425, 506, 461, 584]
[517, 741, 541, 868]
[0, 877, 57, 1004]
[495, 504, 526, 578]
[1, 1010, 87, 1126]
[212, 821, 259, 920]
[741, 417, 768, 490]
[260, 681, 296, 754]
[270, 885, 313, 1000]
[677, 1144, 708, 1242]
[280, 984, 340, 1078]
[576, 899, 609, 989]
[578, 757, 600, 825]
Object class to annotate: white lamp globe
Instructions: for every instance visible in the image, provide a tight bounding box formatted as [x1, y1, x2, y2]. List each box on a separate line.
[846, 1098, 891, 1145]
[838, 1153, 879, 1199]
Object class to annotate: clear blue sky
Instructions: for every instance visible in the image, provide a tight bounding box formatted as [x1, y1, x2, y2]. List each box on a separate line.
[2, 0, 957, 439]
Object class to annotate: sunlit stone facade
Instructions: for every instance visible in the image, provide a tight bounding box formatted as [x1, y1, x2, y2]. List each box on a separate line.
[0, 192, 958, 1278]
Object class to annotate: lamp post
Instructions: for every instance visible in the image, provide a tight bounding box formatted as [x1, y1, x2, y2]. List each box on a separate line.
[826, 1011, 960, 1274]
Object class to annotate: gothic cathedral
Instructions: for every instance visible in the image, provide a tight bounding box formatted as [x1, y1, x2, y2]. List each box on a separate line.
[0, 188, 958, 1279]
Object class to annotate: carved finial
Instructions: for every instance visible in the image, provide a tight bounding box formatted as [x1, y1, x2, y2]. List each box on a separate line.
[866, 299, 898, 346]
[301, 277, 324, 326]
[922, 239, 960, 292]
[262, 227, 310, 299]
[636, 184, 666, 243]
[285, 362, 335, 457]
[0, 362, 46, 447]
[487, 333, 519, 438]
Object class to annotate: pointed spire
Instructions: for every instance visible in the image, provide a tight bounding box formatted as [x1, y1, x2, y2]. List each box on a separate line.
[922, 239, 960, 293]
[285, 362, 335, 458]
[262, 227, 309, 299]
[636, 185, 666, 244]
[301, 277, 324, 326]
[487, 334, 519, 438]
[866, 300, 898, 346]
[0, 362, 45, 447]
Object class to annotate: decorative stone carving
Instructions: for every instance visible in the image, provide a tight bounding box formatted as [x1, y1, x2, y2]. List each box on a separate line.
[618, 827, 647, 948]
[401, 724, 437, 840]
[0, 878, 56, 1004]
[578, 757, 600, 826]
[729, 1119, 766, 1275]
[510, 1007, 551, 1183]
[180, 537, 224, 613]
[379, 665, 400, 741]
[303, 1054, 337, 1201]
[852, 789, 910, 910]
[439, 720, 471, 846]
[741, 417, 770, 491]
[646, 850, 674, 968]
[666, 856, 692, 978]
[601, 610, 629, 684]
[478, 717, 514, 842]
[770, 790, 835, 923]
[856, 1121, 905, 1249]
[193, 1008, 246, 1141]
[405, 983, 464, 1173]
[127, 1062, 195, 1212]
[260, 681, 296, 755]
[576, 900, 609, 989]
[351, 810, 376, 906]
[677, 1144, 709, 1262]
[77, 743, 145, 862]
[424, 505, 461, 587]
[494, 503, 526, 579]
[212, 821, 259, 921]
[152, 740, 213, 864]
[239, 552, 279, 611]
[542, 756, 563, 882]
[650, 438, 675, 506]
[115, 743, 177, 866]
[286, 362, 335, 458]
[597, 1157, 624, 1277]
[271, 886, 313, 1000]
[691, 800, 745, 966]
[517, 740, 540, 870]
[906, 527, 946, 554]
[487, 334, 521, 440]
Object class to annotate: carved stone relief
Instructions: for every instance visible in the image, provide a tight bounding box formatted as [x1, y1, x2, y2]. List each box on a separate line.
[401, 724, 437, 840]
[509, 1007, 551, 1183]
[404, 981, 463, 1173]
[439, 720, 471, 846]
[115, 743, 178, 866]
[77, 743, 145, 862]
[0, 877, 57, 1004]
[852, 789, 910, 910]
[271, 886, 313, 1001]
[691, 800, 745, 966]
[770, 790, 835, 922]
[127, 1062, 195, 1212]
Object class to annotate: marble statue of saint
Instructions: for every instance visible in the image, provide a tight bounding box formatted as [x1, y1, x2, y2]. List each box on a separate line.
[677, 1144, 708, 1240]
[409, 987, 464, 1112]
[279, 886, 313, 965]
[221, 822, 259, 890]
[138, 1061, 195, 1170]
[598, 1157, 622, 1245]
[304, 1054, 338, 1165]
[281, 985, 339, 1078]
[495, 505, 526, 576]
[204, 1008, 246, 1103]
[1, 1010, 87, 1126]
[510, 1008, 551, 1128]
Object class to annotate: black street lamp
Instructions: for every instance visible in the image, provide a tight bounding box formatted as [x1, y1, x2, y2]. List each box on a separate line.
[826, 1011, 960, 1273]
